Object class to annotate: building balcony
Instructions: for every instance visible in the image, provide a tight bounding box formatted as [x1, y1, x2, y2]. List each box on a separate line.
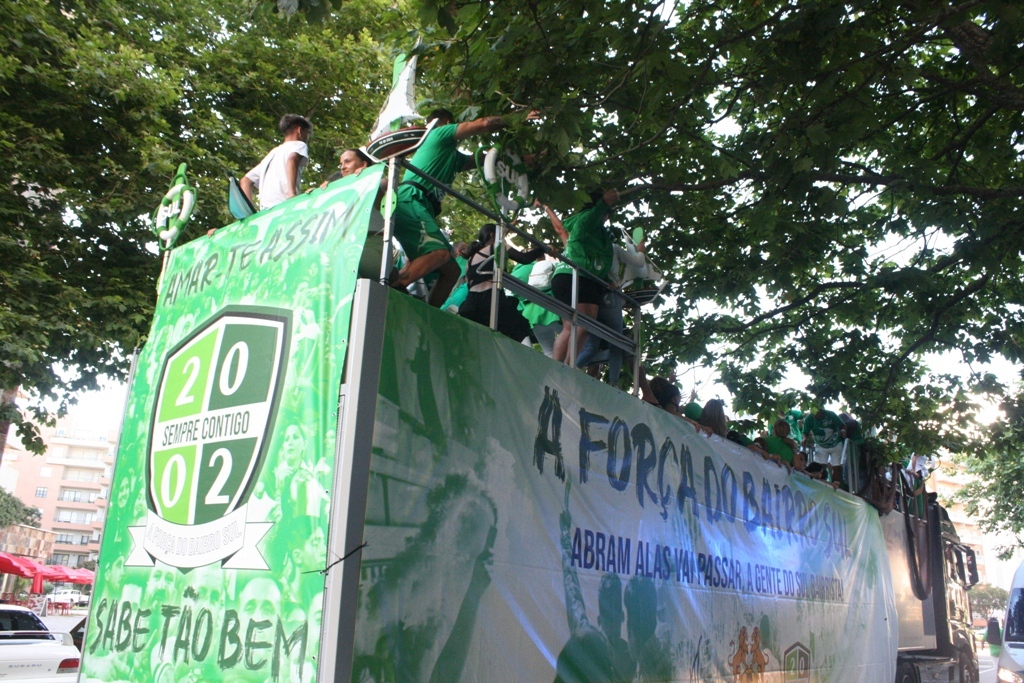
[51, 519, 99, 531]
[46, 456, 109, 469]
[53, 541, 93, 552]
[53, 498, 100, 509]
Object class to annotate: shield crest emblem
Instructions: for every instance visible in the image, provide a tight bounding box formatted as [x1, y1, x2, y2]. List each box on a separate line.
[146, 308, 290, 551]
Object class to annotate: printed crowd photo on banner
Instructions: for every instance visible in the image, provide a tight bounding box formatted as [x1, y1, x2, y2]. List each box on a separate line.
[349, 292, 895, 683]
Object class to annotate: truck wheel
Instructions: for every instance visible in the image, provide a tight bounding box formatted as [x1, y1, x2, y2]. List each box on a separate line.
[896, 661, 920, 683]
[958, 650, 978, 683]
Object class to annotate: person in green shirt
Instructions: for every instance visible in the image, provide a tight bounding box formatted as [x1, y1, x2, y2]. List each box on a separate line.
[549, 188, 621, 363]
[392, 108, 537, 307]
[763, 419, 798, 465]
[802, 408, 848, 484]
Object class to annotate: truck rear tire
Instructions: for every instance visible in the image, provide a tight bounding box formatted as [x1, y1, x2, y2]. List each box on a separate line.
[958, 650, 978, 683]
[896, 661, 921, 683]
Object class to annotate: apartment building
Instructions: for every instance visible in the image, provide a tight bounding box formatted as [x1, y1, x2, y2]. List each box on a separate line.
[0, 414, 117, 567]
[930, 460, 1024, 591]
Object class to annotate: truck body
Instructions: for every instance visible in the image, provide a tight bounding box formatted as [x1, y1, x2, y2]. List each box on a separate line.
[884, 492, 979, 682]
[79, 174, 977, 682]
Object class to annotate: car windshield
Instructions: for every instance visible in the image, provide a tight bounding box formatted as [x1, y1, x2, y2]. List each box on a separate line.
[1005, 588, 1024, 643]
[0, 609, 47, 632]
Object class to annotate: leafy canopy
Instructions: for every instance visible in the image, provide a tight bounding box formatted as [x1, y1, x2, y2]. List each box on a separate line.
[332, 0, 1024, 543]
[0, 487, 42, 528]
[387, 0, 1024, 459]
[968, 583, 1010, 617]
[0, 0, 397, 451]
[6, 0, 1024, 544]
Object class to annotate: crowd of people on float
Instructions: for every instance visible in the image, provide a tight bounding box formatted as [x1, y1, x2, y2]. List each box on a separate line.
[638, 369, 864, 490]
[233, 111, 647, 373]
[233, 113, 863, 493]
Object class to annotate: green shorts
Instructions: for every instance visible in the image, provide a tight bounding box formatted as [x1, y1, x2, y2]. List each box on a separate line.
[393, 185, 453, 261]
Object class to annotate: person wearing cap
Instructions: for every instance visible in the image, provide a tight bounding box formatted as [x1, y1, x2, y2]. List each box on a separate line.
[240, 113, 312, 210]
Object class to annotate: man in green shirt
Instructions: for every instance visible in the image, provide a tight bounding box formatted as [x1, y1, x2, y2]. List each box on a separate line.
[393, 108, 534, 307]
[802, 408, 848, 484]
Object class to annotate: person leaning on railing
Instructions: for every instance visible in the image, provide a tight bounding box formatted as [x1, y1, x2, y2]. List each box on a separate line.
[549, 188, 621, 364]
[457, 223, 555, 342]
[392, 108, 540, 307]
[575, 235, 649, 384]
[332, 147, 394, 283]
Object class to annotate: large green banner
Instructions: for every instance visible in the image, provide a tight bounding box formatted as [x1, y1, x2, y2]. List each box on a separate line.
[353, 291, 897, 683]
[82, 167, 383, 683]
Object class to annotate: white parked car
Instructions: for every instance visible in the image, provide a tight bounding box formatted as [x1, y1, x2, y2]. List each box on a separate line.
[0, 605, 79, 681]
[44, 590, 87, 607]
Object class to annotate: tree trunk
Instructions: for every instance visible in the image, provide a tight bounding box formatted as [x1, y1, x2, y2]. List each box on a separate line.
[0, 387, 19, 468]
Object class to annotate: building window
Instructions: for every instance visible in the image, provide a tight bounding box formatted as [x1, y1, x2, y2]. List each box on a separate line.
[67, 448, 100, 461]
[54, 533, 90, 545]
[34, 487, 47, 498]
[64, 468, 101, 483]
[58, 489, 98, 503]
[39, 467, 52, 478]
[54, 509, 96, 525]
[50, 554, 71, 566]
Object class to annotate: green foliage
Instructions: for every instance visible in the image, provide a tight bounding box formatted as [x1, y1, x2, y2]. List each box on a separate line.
[397, 0, 1024, 455]
[0, 487, 42, 528]
[0, 0, 397, 449]
[969, 583, 1010, 618]
[5, 0, 1024, 538]
[958, 390, 1024, 555]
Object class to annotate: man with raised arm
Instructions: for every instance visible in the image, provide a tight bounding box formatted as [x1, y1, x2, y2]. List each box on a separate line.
[240, 114, 311, 211]
[393, 108, 535, 307]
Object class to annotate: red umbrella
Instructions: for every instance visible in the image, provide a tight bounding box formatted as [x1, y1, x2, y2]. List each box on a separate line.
[40, 565, 74, 582]
[0, 551, 42, 578]
[65, 568, 95, 584]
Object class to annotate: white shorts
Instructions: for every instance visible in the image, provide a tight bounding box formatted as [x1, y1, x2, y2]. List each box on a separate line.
[812, 442, 846, 466]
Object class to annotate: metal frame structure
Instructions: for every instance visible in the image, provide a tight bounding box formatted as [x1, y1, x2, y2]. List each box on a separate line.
[376, 153, 646, 393]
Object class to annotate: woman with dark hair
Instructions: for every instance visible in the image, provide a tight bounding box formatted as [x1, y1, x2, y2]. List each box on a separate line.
[699, 399, 729, 438]
[324, 147, 394, 282]
[319, 148, 374, 188]
[638, 367, 712, 435]
[340, 148, 373, 176]
[458, 223, 550, 341]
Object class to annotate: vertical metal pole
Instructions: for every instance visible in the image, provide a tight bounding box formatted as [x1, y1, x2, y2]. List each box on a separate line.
[569, 268, 579, 367]
[379, 158, 398, 283]
[318, 280, 388, 683]
[155, 251, 171, 301]
[632, 305, 642, 395]
[490, 222, 504, 331]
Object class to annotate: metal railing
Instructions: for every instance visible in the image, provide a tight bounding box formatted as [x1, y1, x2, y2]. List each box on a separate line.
[379, 155, 644, 393]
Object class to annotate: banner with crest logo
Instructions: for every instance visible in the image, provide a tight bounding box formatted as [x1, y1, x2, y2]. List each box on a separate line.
[81, 166, 383, 683]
